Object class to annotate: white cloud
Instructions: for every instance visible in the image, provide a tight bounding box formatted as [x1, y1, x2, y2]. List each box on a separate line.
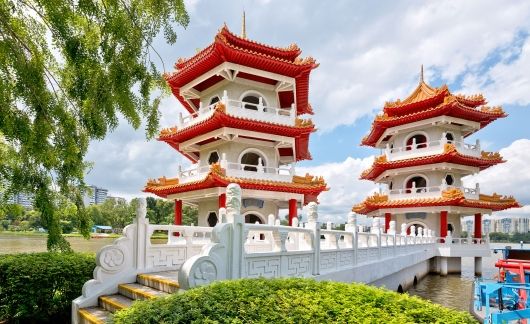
[82, 1, 530, 201]
[297, 156, 377, 223]
[464, 139, 530, 205]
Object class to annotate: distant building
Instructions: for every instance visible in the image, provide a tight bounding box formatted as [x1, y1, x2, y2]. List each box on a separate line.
[83, 185, 109, 206]
[462, 214, 530, 234]
[107, 196, 126, 204]
[6, 192, 34, 209]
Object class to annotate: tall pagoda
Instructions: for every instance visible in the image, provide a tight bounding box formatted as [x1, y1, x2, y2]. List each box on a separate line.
[144, 24, 327, 227]
[353, 68, 519, 240]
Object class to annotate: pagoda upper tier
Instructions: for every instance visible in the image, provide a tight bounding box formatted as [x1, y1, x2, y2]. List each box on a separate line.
[362, 80, 506, 147]
[164, 25, 318, 116]
[361, 143, 504, 181]
[158, 102, 315, 162]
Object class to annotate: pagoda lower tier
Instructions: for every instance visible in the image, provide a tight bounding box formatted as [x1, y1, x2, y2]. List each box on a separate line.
[158, 102, 315, 162]
[360, 144, 504, 181]
[352, 188, 519, 239]
[144, 163, 327, 206]
[353, 188, 520, 215]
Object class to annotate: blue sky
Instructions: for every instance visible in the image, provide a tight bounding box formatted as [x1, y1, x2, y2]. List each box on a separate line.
[86, 0, 530, 221]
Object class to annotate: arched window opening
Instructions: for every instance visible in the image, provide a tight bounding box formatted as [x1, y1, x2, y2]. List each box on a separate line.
[245, 214, 263, 224]
[406, 134, 427, 150]
[208, 151, 220, 165]
[242, 95, 260, 110]
[240, 152, 264, 172]
[209, 96, 220, 106]
[406, 176, 427, 193]
[445, 174, 454, 186]
[445, 132, 454, 143]
[207, 212, 218, 227]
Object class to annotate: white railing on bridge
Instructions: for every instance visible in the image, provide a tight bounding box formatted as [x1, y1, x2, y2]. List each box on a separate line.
[385, 133, 481, 161]
[177, 90, 296, 129]
[177, 154, 295, 183]
[386, 183, 480, 200]
[74, 183, 491, 323]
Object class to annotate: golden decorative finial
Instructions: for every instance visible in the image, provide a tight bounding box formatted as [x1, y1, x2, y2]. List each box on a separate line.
[241, 11, 247, 39]
[420, 64, 424, 82]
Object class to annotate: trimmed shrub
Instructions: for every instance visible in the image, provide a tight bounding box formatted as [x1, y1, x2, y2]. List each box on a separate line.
[0, 252, 95, 323]
[112, 278, 477, 324]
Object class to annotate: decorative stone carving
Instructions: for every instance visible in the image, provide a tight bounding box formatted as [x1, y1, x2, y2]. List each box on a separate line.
[192, 259, 217, 286]
[409, 225, 416, 237]
[137, 197, 147, 219]
[226, 183, 242, 222]
[98, 246, 125, 272]
[307, 202, 318, 223]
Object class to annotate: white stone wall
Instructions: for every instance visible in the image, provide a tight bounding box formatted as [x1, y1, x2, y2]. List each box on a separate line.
[387, 171, 464, 189]
[200, 82, 280, 108]
[388, 126, 464, 149]
[198, 141, 280, 169]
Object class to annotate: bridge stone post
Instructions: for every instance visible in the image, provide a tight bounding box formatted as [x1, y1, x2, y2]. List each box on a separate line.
[388, 221, 396, 256]
[226, 183, 244, 279]
[306, 202, 320, 275]
[345, 212, 357, 265]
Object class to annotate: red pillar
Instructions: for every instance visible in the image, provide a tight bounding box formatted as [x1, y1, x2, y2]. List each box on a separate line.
[440, 211, 448, 238]
[288, 199, 297, 226]
[174, 199, 182, 225]
[384, 213, 391, 233]
[474, 213, 482, 239]
[218, 193, 226, 209]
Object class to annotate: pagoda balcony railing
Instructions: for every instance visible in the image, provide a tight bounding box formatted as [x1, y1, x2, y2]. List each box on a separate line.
[177, 90, 296, 129]
[385, 135, 481, 161]
[386, 183, 480, 200]
[177, 159, 294, 184]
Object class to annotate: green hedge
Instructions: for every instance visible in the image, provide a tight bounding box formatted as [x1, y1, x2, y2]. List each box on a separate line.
[112, 278, 477, 324]
[0, 252, 95, 323]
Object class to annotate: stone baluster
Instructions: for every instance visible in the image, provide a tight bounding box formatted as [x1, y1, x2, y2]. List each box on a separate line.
[198, 101, 203, 113]
[441, 132, 447, 145]
[289, 164, 295, 176]
[476, 139, 481, 151]
[222, 90, 228, 105]
[411, 137, 417, 150]
[446, 230, 453, 245]
[257, 158, 264, 173]
[400, 223, 407, 245]
[268, 214, 275, 226]
[441, 178, 448, 191]
[385, 143, 391, 158]
[417, 227, 423, 243]
[290, 103, 295, 118]
[345, 212, 357, 249]
[220, 153, 227, 169]
[475, 183, 480, 196]
[275, 219, 281, 226]
[258, 97, 264, 113]
[305, 202, 320, 275]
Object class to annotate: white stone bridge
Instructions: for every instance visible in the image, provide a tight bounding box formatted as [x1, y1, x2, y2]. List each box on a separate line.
[73, 183, 490, 324]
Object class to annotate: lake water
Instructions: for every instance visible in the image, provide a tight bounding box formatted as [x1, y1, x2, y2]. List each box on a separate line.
[0, 233, 517, 314]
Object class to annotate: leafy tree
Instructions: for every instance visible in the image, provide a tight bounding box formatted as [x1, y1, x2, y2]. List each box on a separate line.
[0, 0, 189, 251]
[182, 205, 198, 225]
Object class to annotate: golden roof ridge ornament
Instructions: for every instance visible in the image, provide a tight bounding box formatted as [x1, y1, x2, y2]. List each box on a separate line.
[420, 64, 424, 83]
[241, 11, 247, 39]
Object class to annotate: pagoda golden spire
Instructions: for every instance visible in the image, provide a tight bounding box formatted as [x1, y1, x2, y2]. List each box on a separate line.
[241, 11, 247, 39]
[420, 64, 424, 82]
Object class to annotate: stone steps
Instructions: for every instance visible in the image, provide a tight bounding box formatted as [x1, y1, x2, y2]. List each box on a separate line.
[77, 271, 180, 323]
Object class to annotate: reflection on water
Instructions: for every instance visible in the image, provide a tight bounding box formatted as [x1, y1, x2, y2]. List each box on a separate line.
[0, 233, 116, 254]
[408, 243, 520, 312]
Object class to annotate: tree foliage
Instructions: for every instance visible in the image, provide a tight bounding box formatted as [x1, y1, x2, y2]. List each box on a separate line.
[0, 0, 189, 251]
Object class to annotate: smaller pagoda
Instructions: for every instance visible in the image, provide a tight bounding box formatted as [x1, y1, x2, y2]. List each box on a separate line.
[353, 68, 519, 240]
